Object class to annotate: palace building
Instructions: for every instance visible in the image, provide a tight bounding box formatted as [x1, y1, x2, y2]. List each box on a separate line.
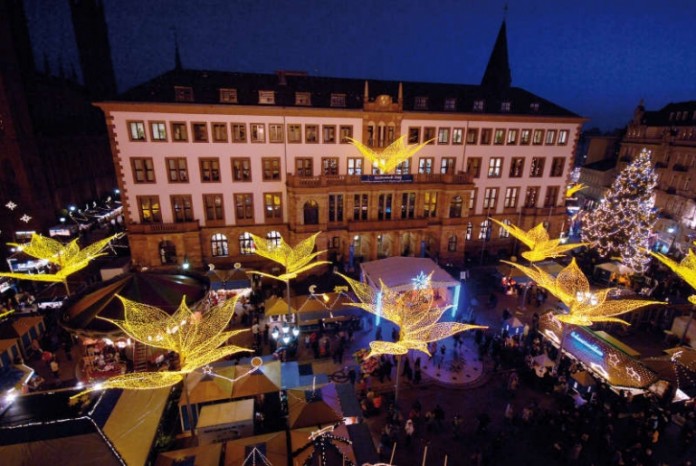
[96, 21, 584, 271]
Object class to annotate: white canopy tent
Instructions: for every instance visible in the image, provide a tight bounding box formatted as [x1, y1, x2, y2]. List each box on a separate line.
[360, 257, 458, 291]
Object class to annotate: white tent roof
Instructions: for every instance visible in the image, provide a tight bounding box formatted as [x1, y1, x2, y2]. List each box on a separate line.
[360, 257, 458, 291]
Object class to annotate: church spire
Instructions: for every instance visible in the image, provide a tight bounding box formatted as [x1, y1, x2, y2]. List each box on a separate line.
[480, 19, 511, 93]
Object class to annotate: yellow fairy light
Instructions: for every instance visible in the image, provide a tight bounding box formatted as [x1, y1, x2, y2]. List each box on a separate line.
[503, 258, 662, 326]
[348, 136, 431, 175]
[247, 232, 330, 282]
[650, 248, 696, 304]
[339, 273, 485, 357]
[72, 295, 250, 397]
[566, 183, 587, 198]
[492, 219, 583, 263]
[0, 233, 123, 294]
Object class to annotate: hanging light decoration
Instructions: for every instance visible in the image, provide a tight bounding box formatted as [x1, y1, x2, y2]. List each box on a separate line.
[0, 232, 123, 295]
[491, 219, 583, 263]
[502, 258, 662, 326]
[348, 135, 431, 175]
[71, 295, 250, 397]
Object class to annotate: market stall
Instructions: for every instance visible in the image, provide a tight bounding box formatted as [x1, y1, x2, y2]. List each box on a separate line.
[287, 383, 343, 430]
[539, 312, 658, 391]
[225, 432, 288, 466]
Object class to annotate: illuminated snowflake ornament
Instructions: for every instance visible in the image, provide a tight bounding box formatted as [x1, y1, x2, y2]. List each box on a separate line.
[5, 201, 17, 210]
[411, 271, 432, 290]
[19, 214, 32, 223]
[348, 136, 431, 175]
[247, 231, 330, 283]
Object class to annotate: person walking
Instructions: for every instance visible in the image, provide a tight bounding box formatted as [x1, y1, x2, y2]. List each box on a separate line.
[404, 419, 415, 446]
[50, 358, 60, 379]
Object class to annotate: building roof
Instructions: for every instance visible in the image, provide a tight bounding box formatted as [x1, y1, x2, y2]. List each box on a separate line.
[111, 68, 580, 118]
[481, 20, 511, 92]
[639, 101, 696, 127]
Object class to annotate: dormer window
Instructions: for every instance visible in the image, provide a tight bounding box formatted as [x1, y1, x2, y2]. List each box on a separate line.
[669, 112, 675, 121]
[174, 86, 194, 102]
[219, 88, 238, 104]
[501, 101, 511, 112]
[414, 96, 428, 110]
[473, 100, 485, 112]
[530, 102, 540, 112]
[444, 97, 457, 111]
[295, 92, 311, 106]
[330, 93, 346, 108]
[259, 91, 275, 105]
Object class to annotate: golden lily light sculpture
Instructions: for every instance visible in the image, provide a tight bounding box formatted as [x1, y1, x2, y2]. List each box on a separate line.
[72, 294, 250, 397]
[248, 232, 330, 339]
[502, 258, 662, 326]
[650, 249, 696, 305]
[348, 136, 431, 175]
[0, 232, 123, 295]
[566, 183, 587, 198]
[339, 272, 485, 400]
[492, 219, 582, 263]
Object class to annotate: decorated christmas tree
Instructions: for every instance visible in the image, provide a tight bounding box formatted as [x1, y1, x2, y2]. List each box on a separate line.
[581, 148, 657, 274]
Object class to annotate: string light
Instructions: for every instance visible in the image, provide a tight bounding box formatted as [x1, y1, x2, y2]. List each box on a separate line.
[71, 295, 250, 397]
[491, 219, 583, 263]
[348, 136, 431, 175]
[0, 232, 123, 295]
[581, 148, 657, 274]
[503, 258, 662, 326]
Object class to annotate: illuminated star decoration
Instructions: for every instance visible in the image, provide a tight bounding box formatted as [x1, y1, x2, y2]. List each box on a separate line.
[566, 183, 587, 198]
[72, 295, 250, 397]
[19, 214, 32, 223]
[348, 136, 431, 175]
[607, 352, 621, 368]
[339, 273, 485, 357]
[5, 201, 17, 210]
[411, 271, 432, 290]
[650, 247, 696, 304]
[0, 232, 124, 295]
[491, 219, 584, 263]
[502, 258, 662, 326]
[247, 232, 330, 282]
[626, 366, 641, 382]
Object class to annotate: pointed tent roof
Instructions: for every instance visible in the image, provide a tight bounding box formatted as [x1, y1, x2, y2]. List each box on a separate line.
[231, 360, 282, 399]
[60, 271, 209, 336]
[481, 20, 511, 93]
[287, 384, 343, 429]
[290, 424, 356, 466]
[227, 432, 288, 466]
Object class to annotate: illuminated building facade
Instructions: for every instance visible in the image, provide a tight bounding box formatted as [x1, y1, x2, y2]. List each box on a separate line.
[97, 21, 584, 271]
[621, 101, 696, 253]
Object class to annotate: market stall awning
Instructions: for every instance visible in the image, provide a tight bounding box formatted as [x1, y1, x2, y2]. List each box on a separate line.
[290, 423, 356, 466]
[61, 271, 209, 336]
[287, 383, 343, 429]
[155, 443, 222, 466]
[264, 296, 297, 316]
[230, 360, 282, 399]
[360, 257, 458, 291]
[226, 432, 287, 466]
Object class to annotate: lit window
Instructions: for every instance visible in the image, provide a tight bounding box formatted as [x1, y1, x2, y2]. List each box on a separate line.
[264, 193, 282, 220]
[493, 129, 505, 145]
[150, 122, 167, 141]
[287, 124, 302, 143]
[444, 97, 457, 111]
[501, 101, 511, 112]
[504, 187, 519, 208]
[231, 158, 251, 182]
[530, 157, 545, 177]
[545, 130, 557, 145]
[166, 158, 188, 183]
[483, 188, 498, 209]
[259, 90, 275, 104]
[211, 233, 228, 257]
[449, 195, 463, 218]
[250, 123, 265, 143]
[478, 219, 491, 240]
[437, 128, 450, 144]
[415, 96, 428, 110]
[488, 158, 502, 178]
[269, 124, 284, 143]
[238, 232, 254, 255]
[440, 157, 456, 175]
[506, 129, 518, 145]
[418, 157, 434, 174]
[473, 100, 485, 111]
[322, 157, 339, 175]
[558, 130, 569, 145]
[530, 102, 540, 112]
[509, 158, 524, 178]
[532, 129, 544, 145]
[295, 92, 311, 106]
[231, 123, 247, 143]
[137, 196, 162, 223]
[128, 121, 146, 141]
[452, 128, 464, 145]
[347, 158, 363, 175]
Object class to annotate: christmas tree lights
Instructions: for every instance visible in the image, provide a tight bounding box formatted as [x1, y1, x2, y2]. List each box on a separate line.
[71, 295, 250, 397]
[581, 148, 657, 274]
[0, 233, 123, 295]
[503, 258, 662, 326]
[348, 136, 431, 174]
[492, 219, 582, 262]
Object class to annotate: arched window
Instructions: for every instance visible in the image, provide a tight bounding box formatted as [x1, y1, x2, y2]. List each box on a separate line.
[478, 219, 491, 240]
[465, 222, 473, 240]
[448, 235, 457, 252]
[500, 219, 511, 238]
[266, 230, 281, 248]
[239, 232, 255, 255]
[211, 233, 228, 257]
[303, 200, 319, 225]
[449, 195, 463, 218]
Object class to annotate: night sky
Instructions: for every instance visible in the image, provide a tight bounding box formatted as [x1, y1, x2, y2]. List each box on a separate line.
[24, 0, 696, 131]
